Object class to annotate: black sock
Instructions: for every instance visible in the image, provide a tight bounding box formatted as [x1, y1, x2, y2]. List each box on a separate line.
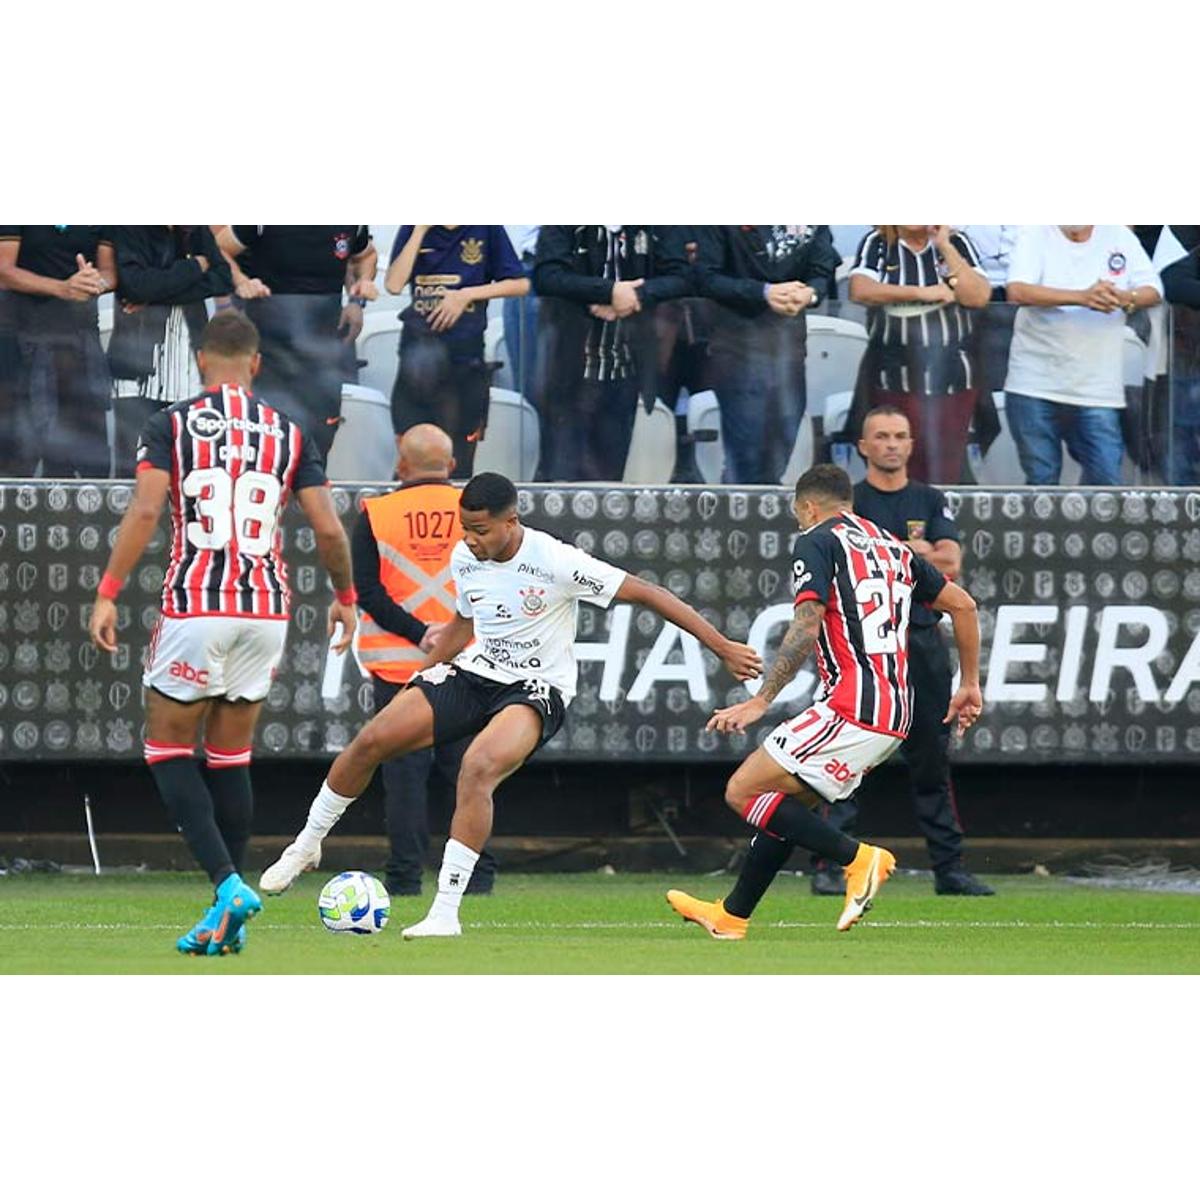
[724, 832, 794, 919]
[205, 765, 253, 876]
[149, 758, 234, 886]
[747, 792, 859, 866]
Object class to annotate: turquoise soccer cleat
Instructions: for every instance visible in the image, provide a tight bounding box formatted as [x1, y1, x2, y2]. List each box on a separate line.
[176, 904, 225, 955]
[206, 873, 263, 957]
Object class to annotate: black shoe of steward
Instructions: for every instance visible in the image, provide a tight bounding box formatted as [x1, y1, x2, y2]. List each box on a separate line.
[934, 869, 995, 896]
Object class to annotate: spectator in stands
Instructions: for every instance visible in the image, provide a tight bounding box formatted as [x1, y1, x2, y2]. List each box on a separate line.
[655, 230, 714, 483]
[216, 226, 377, 462]
[958, 224, 1022, 410]
[848, 225, 992, 484]
[108, 226, 232, 475]
[533, 226, 690, 481]
[386, 226, 528, 478]
[695, 225, 839, 484]
[0, 226, 115, 477]
[503, 225, 541, 403]
[1004, 225, 1161, 485]
[1154, 225, 1200, 485]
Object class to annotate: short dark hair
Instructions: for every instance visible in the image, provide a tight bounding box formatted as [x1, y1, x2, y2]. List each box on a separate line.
[861, 405, 910, 432]
[794, 463, 853, 505]
[460, 472, 518, 516]
[200, 310, 259, 357]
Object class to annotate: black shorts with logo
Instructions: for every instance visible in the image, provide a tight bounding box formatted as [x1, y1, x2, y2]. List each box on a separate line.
[407, 664, 566, 751]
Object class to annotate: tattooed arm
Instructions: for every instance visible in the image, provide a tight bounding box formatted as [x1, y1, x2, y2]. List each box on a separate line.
[706, 600, 825, 734]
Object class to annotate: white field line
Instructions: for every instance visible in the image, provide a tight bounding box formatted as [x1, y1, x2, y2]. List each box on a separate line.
[1, 920, 1199, 933]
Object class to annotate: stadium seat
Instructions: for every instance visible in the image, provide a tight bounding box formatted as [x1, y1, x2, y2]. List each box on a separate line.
[623, 399, 678, 483]
[822, 390, 866, 483]
[355, 311, 401, 398]
[806, 315, 869, 419]
[472, 387, 540, 481]
[326, 385, 395, 482]
[485, 308, 513, 391]
[686, 389, 725, 484]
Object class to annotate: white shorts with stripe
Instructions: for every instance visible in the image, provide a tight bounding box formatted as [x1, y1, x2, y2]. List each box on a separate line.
[143, 615, 288, 703]
[760, 699, 902, 803]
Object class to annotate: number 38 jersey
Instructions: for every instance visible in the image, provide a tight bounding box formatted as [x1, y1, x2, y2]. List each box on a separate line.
[136, 384, 327, 618]
[791, 511, 947, 737]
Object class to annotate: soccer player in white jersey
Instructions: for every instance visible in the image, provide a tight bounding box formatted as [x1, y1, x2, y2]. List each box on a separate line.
[261, 471, 764, 937]
[88, 312, 357, 956]
[668, 464, 983, 937]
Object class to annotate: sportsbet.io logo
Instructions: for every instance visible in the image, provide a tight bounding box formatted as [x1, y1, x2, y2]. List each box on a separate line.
[186, 408, 228, 442]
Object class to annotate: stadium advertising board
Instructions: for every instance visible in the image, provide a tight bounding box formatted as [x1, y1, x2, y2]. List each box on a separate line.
[1, 482, 1198, 764]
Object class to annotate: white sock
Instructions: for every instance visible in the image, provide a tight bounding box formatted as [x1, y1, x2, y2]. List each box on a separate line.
[296, 778, 356, 852]
[427, 838, 480, 922]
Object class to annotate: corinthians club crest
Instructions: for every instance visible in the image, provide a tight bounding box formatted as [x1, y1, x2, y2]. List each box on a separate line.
[519, 586, 547, 616]
[460, 237, 484, 265]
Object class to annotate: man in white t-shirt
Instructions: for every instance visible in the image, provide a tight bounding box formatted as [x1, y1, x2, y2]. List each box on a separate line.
[1004, 225, 1161, 485]
[260, 471, 763, 936]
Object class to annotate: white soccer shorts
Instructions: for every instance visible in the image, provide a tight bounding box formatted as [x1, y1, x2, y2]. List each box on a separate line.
[761, 699, 902, 802]
[143, 615, 288, 703]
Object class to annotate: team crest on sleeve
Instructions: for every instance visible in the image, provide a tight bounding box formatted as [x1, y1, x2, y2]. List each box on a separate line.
[333, 231, 351, 260]
[519, 586, 547, 616]
[460, 238, 484, 265]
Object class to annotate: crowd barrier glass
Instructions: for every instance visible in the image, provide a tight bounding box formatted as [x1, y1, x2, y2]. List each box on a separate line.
[0, 228, 1197, 490]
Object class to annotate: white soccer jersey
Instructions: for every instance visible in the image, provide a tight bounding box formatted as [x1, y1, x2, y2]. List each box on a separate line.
[449, 526, 626, 702]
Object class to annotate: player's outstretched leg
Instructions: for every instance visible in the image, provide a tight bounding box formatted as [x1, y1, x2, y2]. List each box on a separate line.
[403, 705, 541, 939]
[260, 688, 436, 894]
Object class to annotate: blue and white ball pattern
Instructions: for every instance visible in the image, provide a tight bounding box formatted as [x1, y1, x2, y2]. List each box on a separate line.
[318, 871, 390, 934]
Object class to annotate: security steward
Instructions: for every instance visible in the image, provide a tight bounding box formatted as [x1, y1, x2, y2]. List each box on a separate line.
[811, 405, 994, 897]
[351, 422, 496, 895]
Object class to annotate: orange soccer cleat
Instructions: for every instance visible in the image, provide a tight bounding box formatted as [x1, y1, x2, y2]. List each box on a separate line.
[666, 890, 749, 941]
[836, 843, 897, 932]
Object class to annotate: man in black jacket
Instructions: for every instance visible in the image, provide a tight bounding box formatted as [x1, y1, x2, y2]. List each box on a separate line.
[215, 226, 378, 462]
[108, 226, 233, 475]
[696, 225, 839, 484]
[532, 226, 690, 480]
[1157, 225, 1200, 485]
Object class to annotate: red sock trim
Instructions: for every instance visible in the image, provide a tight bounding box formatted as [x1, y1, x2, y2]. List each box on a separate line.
[143, 741, 196, 764]
[204, 743, 252, 769]
[742, 791, 785, 829]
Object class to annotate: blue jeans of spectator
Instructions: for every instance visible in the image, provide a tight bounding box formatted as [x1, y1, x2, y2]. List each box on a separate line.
[502, 291, 540, 405]
[1005, 392, 1124, 486]
[710, 348, 806, 485]
[1168, 376, 1200, 486]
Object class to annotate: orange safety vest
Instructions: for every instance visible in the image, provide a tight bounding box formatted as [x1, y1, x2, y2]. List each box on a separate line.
[358, 482, 463, 684]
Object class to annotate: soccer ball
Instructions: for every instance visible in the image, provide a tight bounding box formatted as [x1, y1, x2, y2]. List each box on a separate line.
[317, 871, 390, 935]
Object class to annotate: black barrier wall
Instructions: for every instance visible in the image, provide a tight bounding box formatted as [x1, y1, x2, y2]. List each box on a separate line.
[1, 482, 1199, 763]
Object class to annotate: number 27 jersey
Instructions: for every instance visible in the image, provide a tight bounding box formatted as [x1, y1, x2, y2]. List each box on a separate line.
[136, 384, 327, 618]
[792, 512, 947, 737]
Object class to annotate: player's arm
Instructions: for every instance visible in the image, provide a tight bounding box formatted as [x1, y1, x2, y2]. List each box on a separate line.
[295, 484, 357, 654]
[930, 580, 982, 734]
[88, 468, 171, 654]
[615, 574, 762, 682]
[706, 599, 824, 734]
[418, 612, 475, 668]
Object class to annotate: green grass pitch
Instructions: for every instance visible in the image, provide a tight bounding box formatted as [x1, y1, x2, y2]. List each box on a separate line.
[1, 871, 1197, 973]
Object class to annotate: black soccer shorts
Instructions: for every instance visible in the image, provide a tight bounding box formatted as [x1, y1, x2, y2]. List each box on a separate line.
[407, 664, 566, 751]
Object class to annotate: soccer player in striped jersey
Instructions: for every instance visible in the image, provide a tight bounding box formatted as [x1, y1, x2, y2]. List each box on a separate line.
[668, 464, 983, 938]
[88, 311, 357, 956]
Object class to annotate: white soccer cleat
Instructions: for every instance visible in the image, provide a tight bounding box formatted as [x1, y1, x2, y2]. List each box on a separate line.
[259, 841, 321, 895]
[401, 914, 462, 940]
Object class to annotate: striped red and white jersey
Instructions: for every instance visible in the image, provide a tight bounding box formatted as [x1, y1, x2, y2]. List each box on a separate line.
[791, 511, 947, 737]
[135, 384, 327, 618]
